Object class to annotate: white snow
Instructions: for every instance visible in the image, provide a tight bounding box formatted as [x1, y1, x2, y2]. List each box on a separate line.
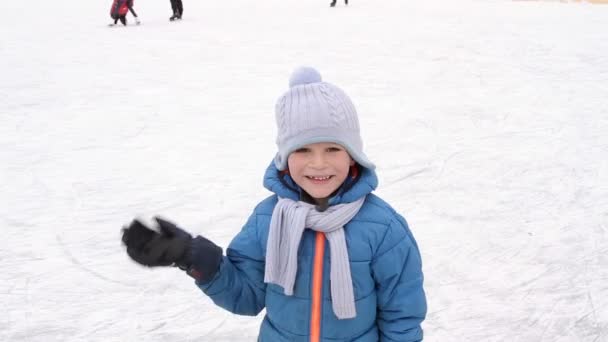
[1, 0, 607, 341]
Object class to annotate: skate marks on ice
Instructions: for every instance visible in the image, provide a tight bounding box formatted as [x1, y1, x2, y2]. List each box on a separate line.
[3, 0, 608, 341]
[55, 234, 135, 288]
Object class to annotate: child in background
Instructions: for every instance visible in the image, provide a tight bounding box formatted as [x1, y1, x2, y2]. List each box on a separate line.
[121, 66, 427, 341]
[109, 0, 140, 27]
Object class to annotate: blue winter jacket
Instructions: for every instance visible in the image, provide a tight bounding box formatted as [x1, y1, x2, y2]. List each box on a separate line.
[196, 162, 427, 341]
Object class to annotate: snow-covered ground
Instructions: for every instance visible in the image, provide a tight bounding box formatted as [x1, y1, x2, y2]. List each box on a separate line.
[2, 0, 607, 341]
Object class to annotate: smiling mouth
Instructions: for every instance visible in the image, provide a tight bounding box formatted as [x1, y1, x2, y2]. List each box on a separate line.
[306, 175, 333, 181]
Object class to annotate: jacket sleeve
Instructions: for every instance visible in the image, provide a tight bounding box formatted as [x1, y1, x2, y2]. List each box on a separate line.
[372, 217, 427, 342]
[196, 211, 266, 316]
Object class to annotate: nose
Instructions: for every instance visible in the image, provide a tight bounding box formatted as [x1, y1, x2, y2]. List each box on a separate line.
[309, 151, 326, 169]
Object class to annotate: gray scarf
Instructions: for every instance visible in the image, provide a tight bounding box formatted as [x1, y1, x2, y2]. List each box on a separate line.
[264, 196, 366, 319]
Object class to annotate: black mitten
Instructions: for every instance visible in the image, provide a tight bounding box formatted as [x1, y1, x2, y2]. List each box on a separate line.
[121, 217, 223, 283]
[121, 217, 192, 267]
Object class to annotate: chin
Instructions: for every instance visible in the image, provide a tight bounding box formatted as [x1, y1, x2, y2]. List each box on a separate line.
[310, 193, 331, 200]
[306, 188, 335, 200]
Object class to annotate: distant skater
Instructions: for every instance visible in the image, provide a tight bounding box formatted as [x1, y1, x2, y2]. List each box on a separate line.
[169, 0, 184, 21]
[109, 0, 140, 26]
[330, 0, 348, 7]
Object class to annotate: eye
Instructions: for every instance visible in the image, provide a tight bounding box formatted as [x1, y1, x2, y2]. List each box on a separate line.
[326, 147, 342, 152]
[294, 147, 310, 153]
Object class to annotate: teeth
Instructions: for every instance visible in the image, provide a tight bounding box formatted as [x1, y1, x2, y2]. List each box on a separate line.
[309, 176, 331, 180]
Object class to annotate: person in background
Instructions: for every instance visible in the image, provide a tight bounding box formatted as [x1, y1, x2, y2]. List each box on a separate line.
[109, 0, 140, 26]
[169, 0, 183, 21]
[330, 0, 348, 7]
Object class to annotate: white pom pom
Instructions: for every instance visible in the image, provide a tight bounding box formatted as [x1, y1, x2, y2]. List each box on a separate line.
[289, 66, 322, 88]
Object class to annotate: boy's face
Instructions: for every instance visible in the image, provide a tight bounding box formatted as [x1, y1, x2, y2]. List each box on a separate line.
[287, 142, 355, 204]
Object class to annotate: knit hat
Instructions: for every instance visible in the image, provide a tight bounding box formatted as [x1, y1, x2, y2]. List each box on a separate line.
[273, 67, 375, 171]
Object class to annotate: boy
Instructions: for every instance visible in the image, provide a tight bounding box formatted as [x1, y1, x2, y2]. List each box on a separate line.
[122, 67, 427, 341]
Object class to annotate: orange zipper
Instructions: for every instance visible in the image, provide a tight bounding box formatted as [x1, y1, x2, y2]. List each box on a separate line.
[310, 232, 325, 342]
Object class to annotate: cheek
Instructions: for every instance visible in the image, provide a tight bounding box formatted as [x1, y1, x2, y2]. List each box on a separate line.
[338, 166, 350, 179]
[339, 155, 354, 171]
[336, 159, 352, 179]
[287, 155, 303, 174]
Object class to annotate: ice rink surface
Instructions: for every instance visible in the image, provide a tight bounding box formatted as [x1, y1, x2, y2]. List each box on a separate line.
[1, 0, 607, 341]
